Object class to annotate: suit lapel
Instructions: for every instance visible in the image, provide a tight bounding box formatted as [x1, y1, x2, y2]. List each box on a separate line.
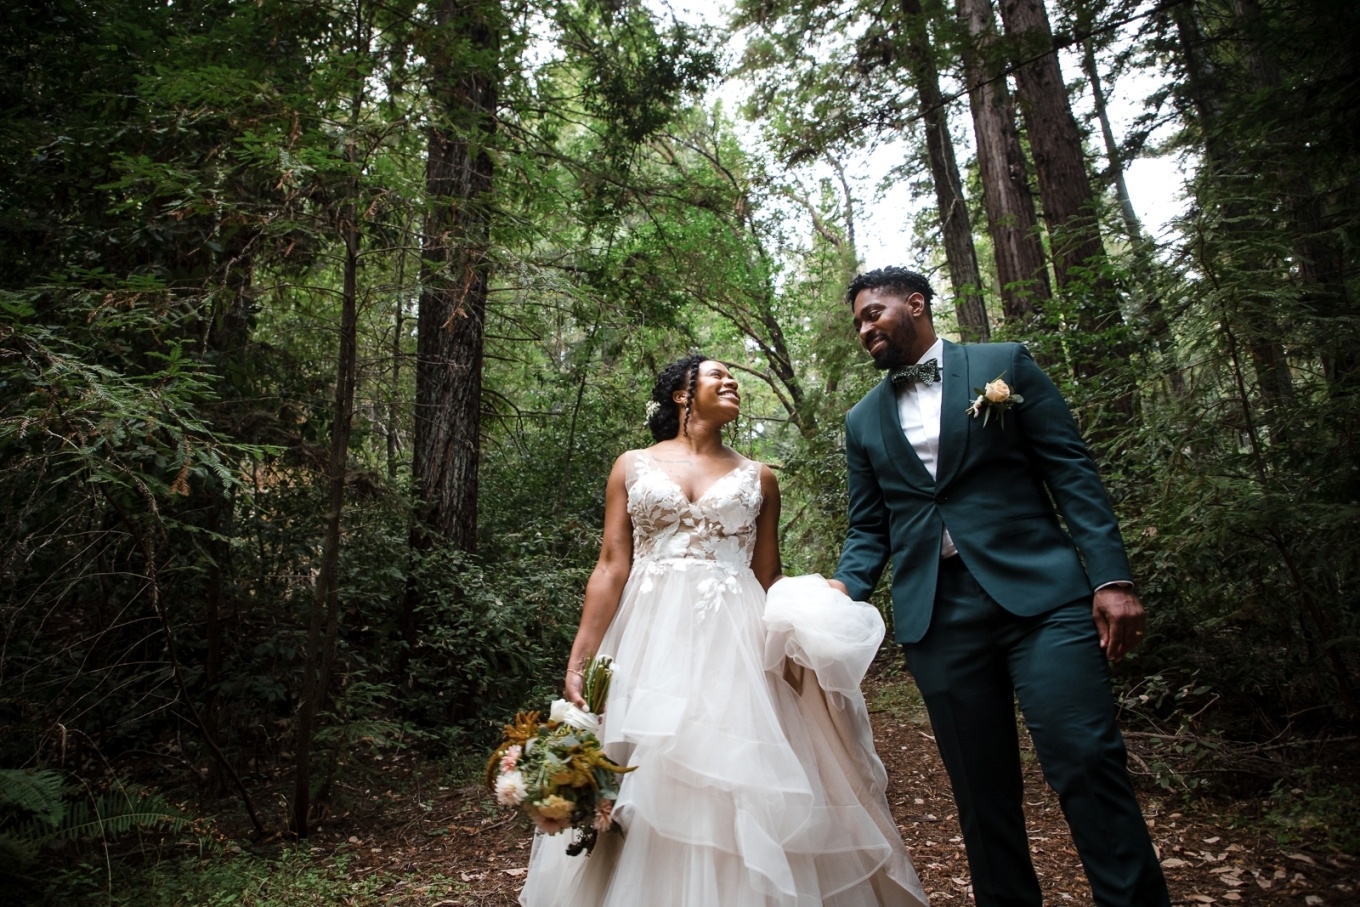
[936, 340, 970, 490]
[875, 374, 936, 489]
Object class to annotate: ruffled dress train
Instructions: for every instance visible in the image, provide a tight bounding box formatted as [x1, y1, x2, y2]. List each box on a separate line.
[519, 453, 928, 907]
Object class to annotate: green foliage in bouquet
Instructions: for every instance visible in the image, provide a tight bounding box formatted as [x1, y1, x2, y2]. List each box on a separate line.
[579, 655, 613, 715]
[485, 657, 633, 856]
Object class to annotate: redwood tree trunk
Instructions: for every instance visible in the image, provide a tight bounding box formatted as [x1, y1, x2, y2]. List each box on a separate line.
[956, 0, 1050, 325]
[901, 0, 988, 342]
[409, 0, 500, 556]
[997, 0, 1126, 379]
[403, 0, 500, 699]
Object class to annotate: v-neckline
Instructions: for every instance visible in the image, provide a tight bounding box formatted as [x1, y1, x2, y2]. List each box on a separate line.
[643, 453, 750, 506]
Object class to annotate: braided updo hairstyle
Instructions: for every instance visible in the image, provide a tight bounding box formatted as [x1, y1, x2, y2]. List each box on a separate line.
[645, 353, 709, 442]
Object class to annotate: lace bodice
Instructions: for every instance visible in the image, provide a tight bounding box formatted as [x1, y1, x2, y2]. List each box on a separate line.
[625, 452, 762, 569]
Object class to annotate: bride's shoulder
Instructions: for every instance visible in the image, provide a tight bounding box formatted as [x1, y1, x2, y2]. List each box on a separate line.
[729, 451, 779, 489]
[615, 446, 658, 459]
[610, 448, 656, 482]
[738, 457, 781, 510]
[618, 446, 663, 466]
[723, 447, 765, 469]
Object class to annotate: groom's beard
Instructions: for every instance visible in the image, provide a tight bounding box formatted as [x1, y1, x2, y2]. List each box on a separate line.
[868, 319, 918, 370]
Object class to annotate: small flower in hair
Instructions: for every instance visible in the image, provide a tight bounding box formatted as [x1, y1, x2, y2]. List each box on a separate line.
[643, 400, 661, 427]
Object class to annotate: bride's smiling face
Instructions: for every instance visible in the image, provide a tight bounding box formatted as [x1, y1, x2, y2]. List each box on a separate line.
[678, 360, 741, 424]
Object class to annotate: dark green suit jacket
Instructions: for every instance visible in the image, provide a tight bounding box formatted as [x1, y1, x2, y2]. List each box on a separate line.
[833, 341, 1132, 644]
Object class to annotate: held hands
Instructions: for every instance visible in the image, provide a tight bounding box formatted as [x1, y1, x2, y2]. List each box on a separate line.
[826, 578, 849, 596]
[1093, 584, 1147, 662]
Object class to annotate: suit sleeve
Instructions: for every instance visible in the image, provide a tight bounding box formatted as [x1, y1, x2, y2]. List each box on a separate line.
[1011, 345, 1132, 586]
[834, 415, 892, 602]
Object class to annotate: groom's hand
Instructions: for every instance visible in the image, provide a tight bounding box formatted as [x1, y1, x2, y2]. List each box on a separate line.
[1093, 585, 1147, 662]
[826, 579, 849, 596]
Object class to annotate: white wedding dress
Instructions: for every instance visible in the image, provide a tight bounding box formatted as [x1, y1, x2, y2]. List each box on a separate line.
[519, 452, 928, 907]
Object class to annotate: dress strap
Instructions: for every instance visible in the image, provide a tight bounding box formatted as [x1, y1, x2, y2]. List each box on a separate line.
[622, 449, 652, 491]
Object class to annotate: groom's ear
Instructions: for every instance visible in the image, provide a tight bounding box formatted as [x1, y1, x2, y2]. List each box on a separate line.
[905, 291, 929, 319]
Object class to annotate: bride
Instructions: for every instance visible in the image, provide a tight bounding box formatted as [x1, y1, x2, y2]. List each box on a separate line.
[519, 354, 929, 907]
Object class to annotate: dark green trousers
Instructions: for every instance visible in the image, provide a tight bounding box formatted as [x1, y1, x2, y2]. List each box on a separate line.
[903, 556, 1169, 907]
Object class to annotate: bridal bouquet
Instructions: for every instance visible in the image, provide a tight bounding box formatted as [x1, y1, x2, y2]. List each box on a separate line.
[486, 656, 633, 856]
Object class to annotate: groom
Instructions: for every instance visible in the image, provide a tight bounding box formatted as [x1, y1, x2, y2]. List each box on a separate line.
[829, 267, 1170, 906]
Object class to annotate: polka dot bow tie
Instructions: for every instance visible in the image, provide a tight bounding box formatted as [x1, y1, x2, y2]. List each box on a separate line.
[889, 359, 940, 388]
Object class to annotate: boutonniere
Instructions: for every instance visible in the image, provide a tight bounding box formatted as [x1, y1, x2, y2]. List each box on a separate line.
[965, 373, 1023, 427]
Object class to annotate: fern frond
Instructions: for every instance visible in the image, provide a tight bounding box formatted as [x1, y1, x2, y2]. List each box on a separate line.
[0, 834, 37, 876]
[0, 769, 66, 826]
[29, 790, 189, 846]
[0, 778, 190, 874]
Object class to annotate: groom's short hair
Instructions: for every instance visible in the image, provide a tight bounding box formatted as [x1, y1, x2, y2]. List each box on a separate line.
[845, 267, 934, 313]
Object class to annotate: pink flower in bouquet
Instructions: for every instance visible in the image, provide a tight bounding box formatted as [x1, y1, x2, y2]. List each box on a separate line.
[499, 744, 521, 773]
[593, 798, 614, 834]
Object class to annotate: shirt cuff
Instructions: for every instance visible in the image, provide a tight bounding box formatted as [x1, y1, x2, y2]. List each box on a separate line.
[1095, 580, 1135, 592]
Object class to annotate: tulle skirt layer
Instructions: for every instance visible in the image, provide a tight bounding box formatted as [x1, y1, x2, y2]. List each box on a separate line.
[518, 564, 928, 907]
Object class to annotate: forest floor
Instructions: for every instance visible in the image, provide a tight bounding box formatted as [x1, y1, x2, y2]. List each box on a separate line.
[88, 662, 1358, 906]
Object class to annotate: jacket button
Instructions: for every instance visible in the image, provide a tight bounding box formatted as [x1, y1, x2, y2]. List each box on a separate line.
[936, 494, 949, 503]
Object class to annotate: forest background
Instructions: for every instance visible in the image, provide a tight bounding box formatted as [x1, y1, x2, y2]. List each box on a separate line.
[1, 0, 1357, 901]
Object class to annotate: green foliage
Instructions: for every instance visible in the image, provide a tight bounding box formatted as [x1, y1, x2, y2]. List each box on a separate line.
[865, 663, 930, 727]
[1262, 769, 1360, 855]
[1115, 673, 1221, 792]
[45, 847, 436, 907]
[1, 294, 262, 502]
[402, 542, 589, 743]
[554, 0, 719, 151]
[1101, 186, 1360, 727]
[0, 771, 188, 877]
[0, 770, 67, 869]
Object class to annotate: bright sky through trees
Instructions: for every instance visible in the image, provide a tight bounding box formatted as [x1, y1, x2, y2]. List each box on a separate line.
[659, 0, 1188, 272]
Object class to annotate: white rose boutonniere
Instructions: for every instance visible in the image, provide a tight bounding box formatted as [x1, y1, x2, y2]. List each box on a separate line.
[965, 373, 1023, 427]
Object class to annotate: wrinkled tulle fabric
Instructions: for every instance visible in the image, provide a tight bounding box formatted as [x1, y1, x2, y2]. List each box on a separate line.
[518, 454, 928, 907]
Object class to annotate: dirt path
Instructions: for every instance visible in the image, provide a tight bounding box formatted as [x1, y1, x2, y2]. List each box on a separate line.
[318, 670, 1355, 906]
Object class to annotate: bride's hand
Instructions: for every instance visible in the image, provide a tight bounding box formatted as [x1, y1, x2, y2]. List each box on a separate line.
[564, 669, 587, 708]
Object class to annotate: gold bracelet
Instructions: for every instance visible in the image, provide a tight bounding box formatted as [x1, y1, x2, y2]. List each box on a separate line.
[567, 668, 584, 677]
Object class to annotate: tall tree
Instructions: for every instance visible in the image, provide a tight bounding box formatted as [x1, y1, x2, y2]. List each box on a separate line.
[1168, 0, 1294, 432]
[1062, 0, 1180, 390]
[736, 0, 987, 336]
[1081, 51, 1138, 244]
[896, 0, 989, 341]
[409, 0, 503, 556]
[1225, 0, 1357, 394]
[290, 0, 376, 834]
[996, 0, 1126, 377]
[955, 0, 1050, 323]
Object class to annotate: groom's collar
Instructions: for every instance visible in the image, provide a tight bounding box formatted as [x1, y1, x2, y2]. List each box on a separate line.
[913, 337, 945, 367]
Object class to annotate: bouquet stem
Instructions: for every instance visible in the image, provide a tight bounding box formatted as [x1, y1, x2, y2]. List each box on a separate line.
[581, 654, 613, 715]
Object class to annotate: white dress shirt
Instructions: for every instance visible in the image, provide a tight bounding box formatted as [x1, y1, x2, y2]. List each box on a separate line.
[895, 339, 958, 558]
